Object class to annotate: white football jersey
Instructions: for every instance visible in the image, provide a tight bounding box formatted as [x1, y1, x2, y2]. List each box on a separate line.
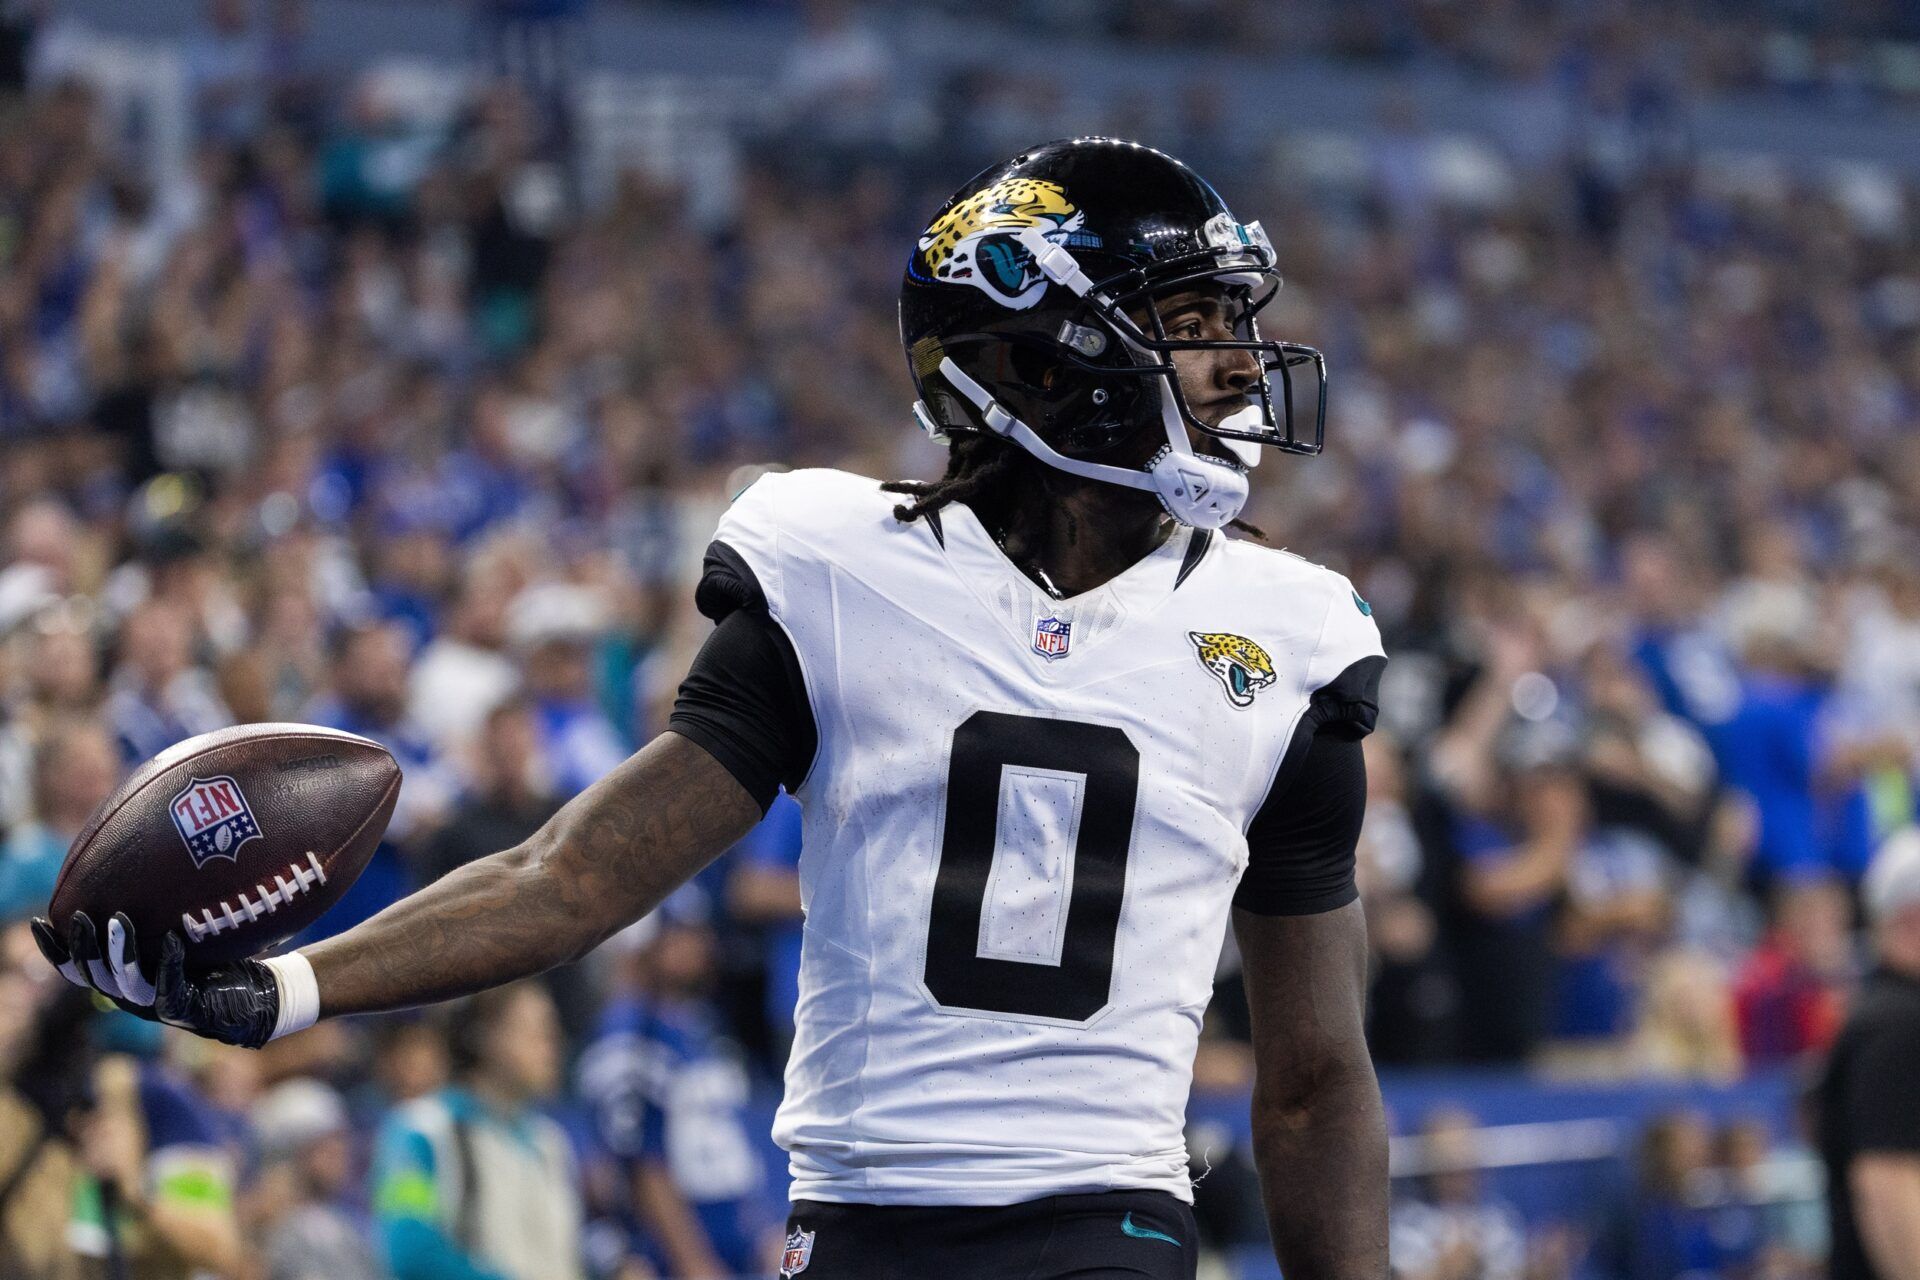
[711, 468, 1384, 1206]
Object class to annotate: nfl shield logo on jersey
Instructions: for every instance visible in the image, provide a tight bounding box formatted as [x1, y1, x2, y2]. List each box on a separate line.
[1032, 615, 1072, 661]
[780, 1226, 815, 1277]
[169, 776, 263, 868]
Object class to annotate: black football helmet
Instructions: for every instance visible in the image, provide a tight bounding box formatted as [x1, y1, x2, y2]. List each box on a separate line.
[899, 137, 1327, 529]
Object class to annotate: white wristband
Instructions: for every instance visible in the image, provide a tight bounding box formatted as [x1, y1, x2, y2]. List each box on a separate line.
[262, 952, 320, 1041]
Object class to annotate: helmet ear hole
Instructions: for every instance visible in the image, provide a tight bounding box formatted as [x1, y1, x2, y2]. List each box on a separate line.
[1009, 342, 1058, 390]
[1054, 374, 1146, 454]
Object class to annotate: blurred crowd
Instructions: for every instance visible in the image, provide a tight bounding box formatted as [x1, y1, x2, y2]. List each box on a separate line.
[699, 0, 1920, 105]
[1, 0, 1919, 1276]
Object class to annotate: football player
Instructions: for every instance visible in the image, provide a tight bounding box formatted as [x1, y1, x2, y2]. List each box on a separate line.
[42, 138, 1389, 1280]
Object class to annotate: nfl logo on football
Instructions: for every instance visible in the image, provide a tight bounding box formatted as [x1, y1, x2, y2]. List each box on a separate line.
[1033, 615, 1071, 661]
[780, 1226, 814, 1277]
[169, 776, 263, 868]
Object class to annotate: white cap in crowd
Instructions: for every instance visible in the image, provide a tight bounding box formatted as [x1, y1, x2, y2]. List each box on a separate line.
[1865, 827, 1920, 924]
[506, 582, 609, 651]
[250, 1078, 349, 1160]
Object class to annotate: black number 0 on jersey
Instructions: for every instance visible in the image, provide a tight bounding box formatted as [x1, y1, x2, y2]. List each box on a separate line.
[923, 711, 1140, 1022]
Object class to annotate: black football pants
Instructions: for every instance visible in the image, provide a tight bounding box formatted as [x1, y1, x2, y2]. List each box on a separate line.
[782, 1189, 1199, 1279]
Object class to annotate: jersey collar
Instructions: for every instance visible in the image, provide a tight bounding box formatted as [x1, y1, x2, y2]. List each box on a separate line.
[935, 502, 1210, 661]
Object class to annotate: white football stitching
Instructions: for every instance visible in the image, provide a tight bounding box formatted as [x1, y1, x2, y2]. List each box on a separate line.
[182, 852, 328, 943]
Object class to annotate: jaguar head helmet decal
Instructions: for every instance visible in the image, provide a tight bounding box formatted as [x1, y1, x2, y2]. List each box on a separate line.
[914, 177, 1087, 310]
[1189, 632, 1278, 708]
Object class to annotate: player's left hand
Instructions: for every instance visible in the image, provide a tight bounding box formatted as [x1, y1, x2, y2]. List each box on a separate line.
[33, 910, 158, 1013]
[33, 911, 282, 1048]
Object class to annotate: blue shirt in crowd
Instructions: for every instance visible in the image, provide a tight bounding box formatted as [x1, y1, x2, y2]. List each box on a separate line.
[576, 994, 768, 1275]
[735, 792, 804, 1047]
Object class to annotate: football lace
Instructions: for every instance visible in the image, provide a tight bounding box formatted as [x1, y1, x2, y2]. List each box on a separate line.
[181, 852, 329, 943]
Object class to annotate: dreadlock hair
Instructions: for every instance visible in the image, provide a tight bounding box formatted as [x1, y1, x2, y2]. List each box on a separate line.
[882, 431, 1028, 528]
[883, 431, 1268, 541]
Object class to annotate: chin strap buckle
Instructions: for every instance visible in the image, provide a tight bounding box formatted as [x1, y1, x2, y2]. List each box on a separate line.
[911, 400, 951, 444]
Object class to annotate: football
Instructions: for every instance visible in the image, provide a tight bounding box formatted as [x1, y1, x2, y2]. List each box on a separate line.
[48, 723, 401, 970]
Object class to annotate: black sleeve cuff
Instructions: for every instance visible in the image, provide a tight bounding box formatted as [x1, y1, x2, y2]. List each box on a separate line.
[1234, 879, 1360, 918]
[668, 717, 780, 813]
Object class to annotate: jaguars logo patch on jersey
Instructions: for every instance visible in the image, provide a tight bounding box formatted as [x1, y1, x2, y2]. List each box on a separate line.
[913, 177, 1091, 310]
[1188, 632, 1277, 708]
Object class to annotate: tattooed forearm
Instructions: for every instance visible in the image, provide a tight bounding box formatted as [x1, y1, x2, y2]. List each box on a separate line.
[1234, 901, 1389, 1280]
[302, 732, 763, 1018]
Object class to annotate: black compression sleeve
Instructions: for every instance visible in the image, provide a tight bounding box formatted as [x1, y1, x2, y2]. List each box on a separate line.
[668, 608, 816, 813]
[1232, 652, 1382, 915]
[667, 542, 818, 813]
[1233, 726, 1368, 917]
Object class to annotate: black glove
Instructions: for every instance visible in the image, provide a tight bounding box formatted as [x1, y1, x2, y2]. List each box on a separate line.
[33, 912, 282, 1049]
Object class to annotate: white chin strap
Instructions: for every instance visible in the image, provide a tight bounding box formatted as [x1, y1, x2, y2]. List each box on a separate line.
[931, 357, 1250, 530]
